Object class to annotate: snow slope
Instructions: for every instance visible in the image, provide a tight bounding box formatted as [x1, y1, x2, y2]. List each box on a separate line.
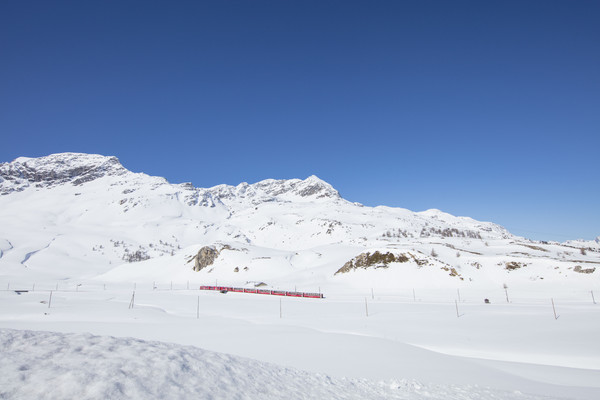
[1, 329, 564, 400]
[1, 282, 599, 400]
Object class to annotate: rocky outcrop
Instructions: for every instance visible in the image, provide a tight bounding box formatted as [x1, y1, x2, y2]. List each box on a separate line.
[505, 261, 527, 270]
[573, 265, 596, 274]
[335, 251, 427, 275]
[192, 246, 220, 272]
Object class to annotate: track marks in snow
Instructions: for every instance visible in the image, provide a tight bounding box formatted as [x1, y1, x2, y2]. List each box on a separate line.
[0, 238, 14, 259]
[20, 237, 58, 267]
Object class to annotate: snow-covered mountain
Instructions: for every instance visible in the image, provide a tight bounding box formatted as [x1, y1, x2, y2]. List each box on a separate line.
[1, 152, 598, 290]
[2, 153, 600, 400]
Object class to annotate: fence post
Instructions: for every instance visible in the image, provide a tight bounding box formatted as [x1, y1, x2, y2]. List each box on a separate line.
[551, 298, 559, 320]
[129, 291, 135, 309]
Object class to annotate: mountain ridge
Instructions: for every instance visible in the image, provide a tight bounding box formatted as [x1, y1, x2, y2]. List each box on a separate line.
[0, 152, 598, 289]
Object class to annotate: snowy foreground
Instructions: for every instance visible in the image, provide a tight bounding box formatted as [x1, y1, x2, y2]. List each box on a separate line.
[0, 328, 560, 400]
[1, 286, 599, 400]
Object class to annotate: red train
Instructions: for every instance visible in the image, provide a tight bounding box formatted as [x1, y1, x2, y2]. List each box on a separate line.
[199, 285, 324, 299]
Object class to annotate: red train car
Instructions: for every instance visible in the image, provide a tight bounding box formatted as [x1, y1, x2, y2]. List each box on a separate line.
[199, 285, 323, 299]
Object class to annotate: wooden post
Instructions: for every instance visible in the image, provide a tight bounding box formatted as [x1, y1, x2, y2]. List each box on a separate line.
[129, 291, 135, 309]
[551, 298, 558, 320]
[505, 288, 509, 303]
[455, 300, 460, 318]
[592, 291, 596, 305]
[365, 297, 369, 317]
[48, 291, 53, 308]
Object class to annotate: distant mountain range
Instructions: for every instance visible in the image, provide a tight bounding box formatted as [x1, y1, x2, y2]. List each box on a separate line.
[1, 153, 598, 290]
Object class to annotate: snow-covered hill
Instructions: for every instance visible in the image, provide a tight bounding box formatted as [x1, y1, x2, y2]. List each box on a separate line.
[1, 152, 598, 291]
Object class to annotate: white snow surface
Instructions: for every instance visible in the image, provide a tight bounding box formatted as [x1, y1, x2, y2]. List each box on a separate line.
[0, 329, 572, 400]
[1, 153, 600, 399]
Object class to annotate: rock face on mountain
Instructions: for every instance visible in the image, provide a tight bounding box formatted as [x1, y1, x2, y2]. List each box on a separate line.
[0, 153, 128, 194]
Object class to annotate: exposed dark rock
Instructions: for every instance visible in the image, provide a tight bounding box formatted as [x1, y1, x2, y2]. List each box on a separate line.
[505, 261, 526, 270]
[192, 246, 220, 272]
[574, 265, 596, 274]
[335, 251, 421, 275]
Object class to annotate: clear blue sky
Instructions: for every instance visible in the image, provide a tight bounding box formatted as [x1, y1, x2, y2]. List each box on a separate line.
[1, 1, 598, 241]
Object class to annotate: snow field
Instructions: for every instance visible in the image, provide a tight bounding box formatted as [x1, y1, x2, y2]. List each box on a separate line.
[1, 284, 599, 399]
[1, 328, 564, 400]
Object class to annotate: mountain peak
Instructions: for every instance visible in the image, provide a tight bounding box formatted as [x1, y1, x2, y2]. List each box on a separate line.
[249, 175, 340, 200]
[295, 175, 339, 199]
[203, 175, 341, 205]
[0, 152, 127, 193]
